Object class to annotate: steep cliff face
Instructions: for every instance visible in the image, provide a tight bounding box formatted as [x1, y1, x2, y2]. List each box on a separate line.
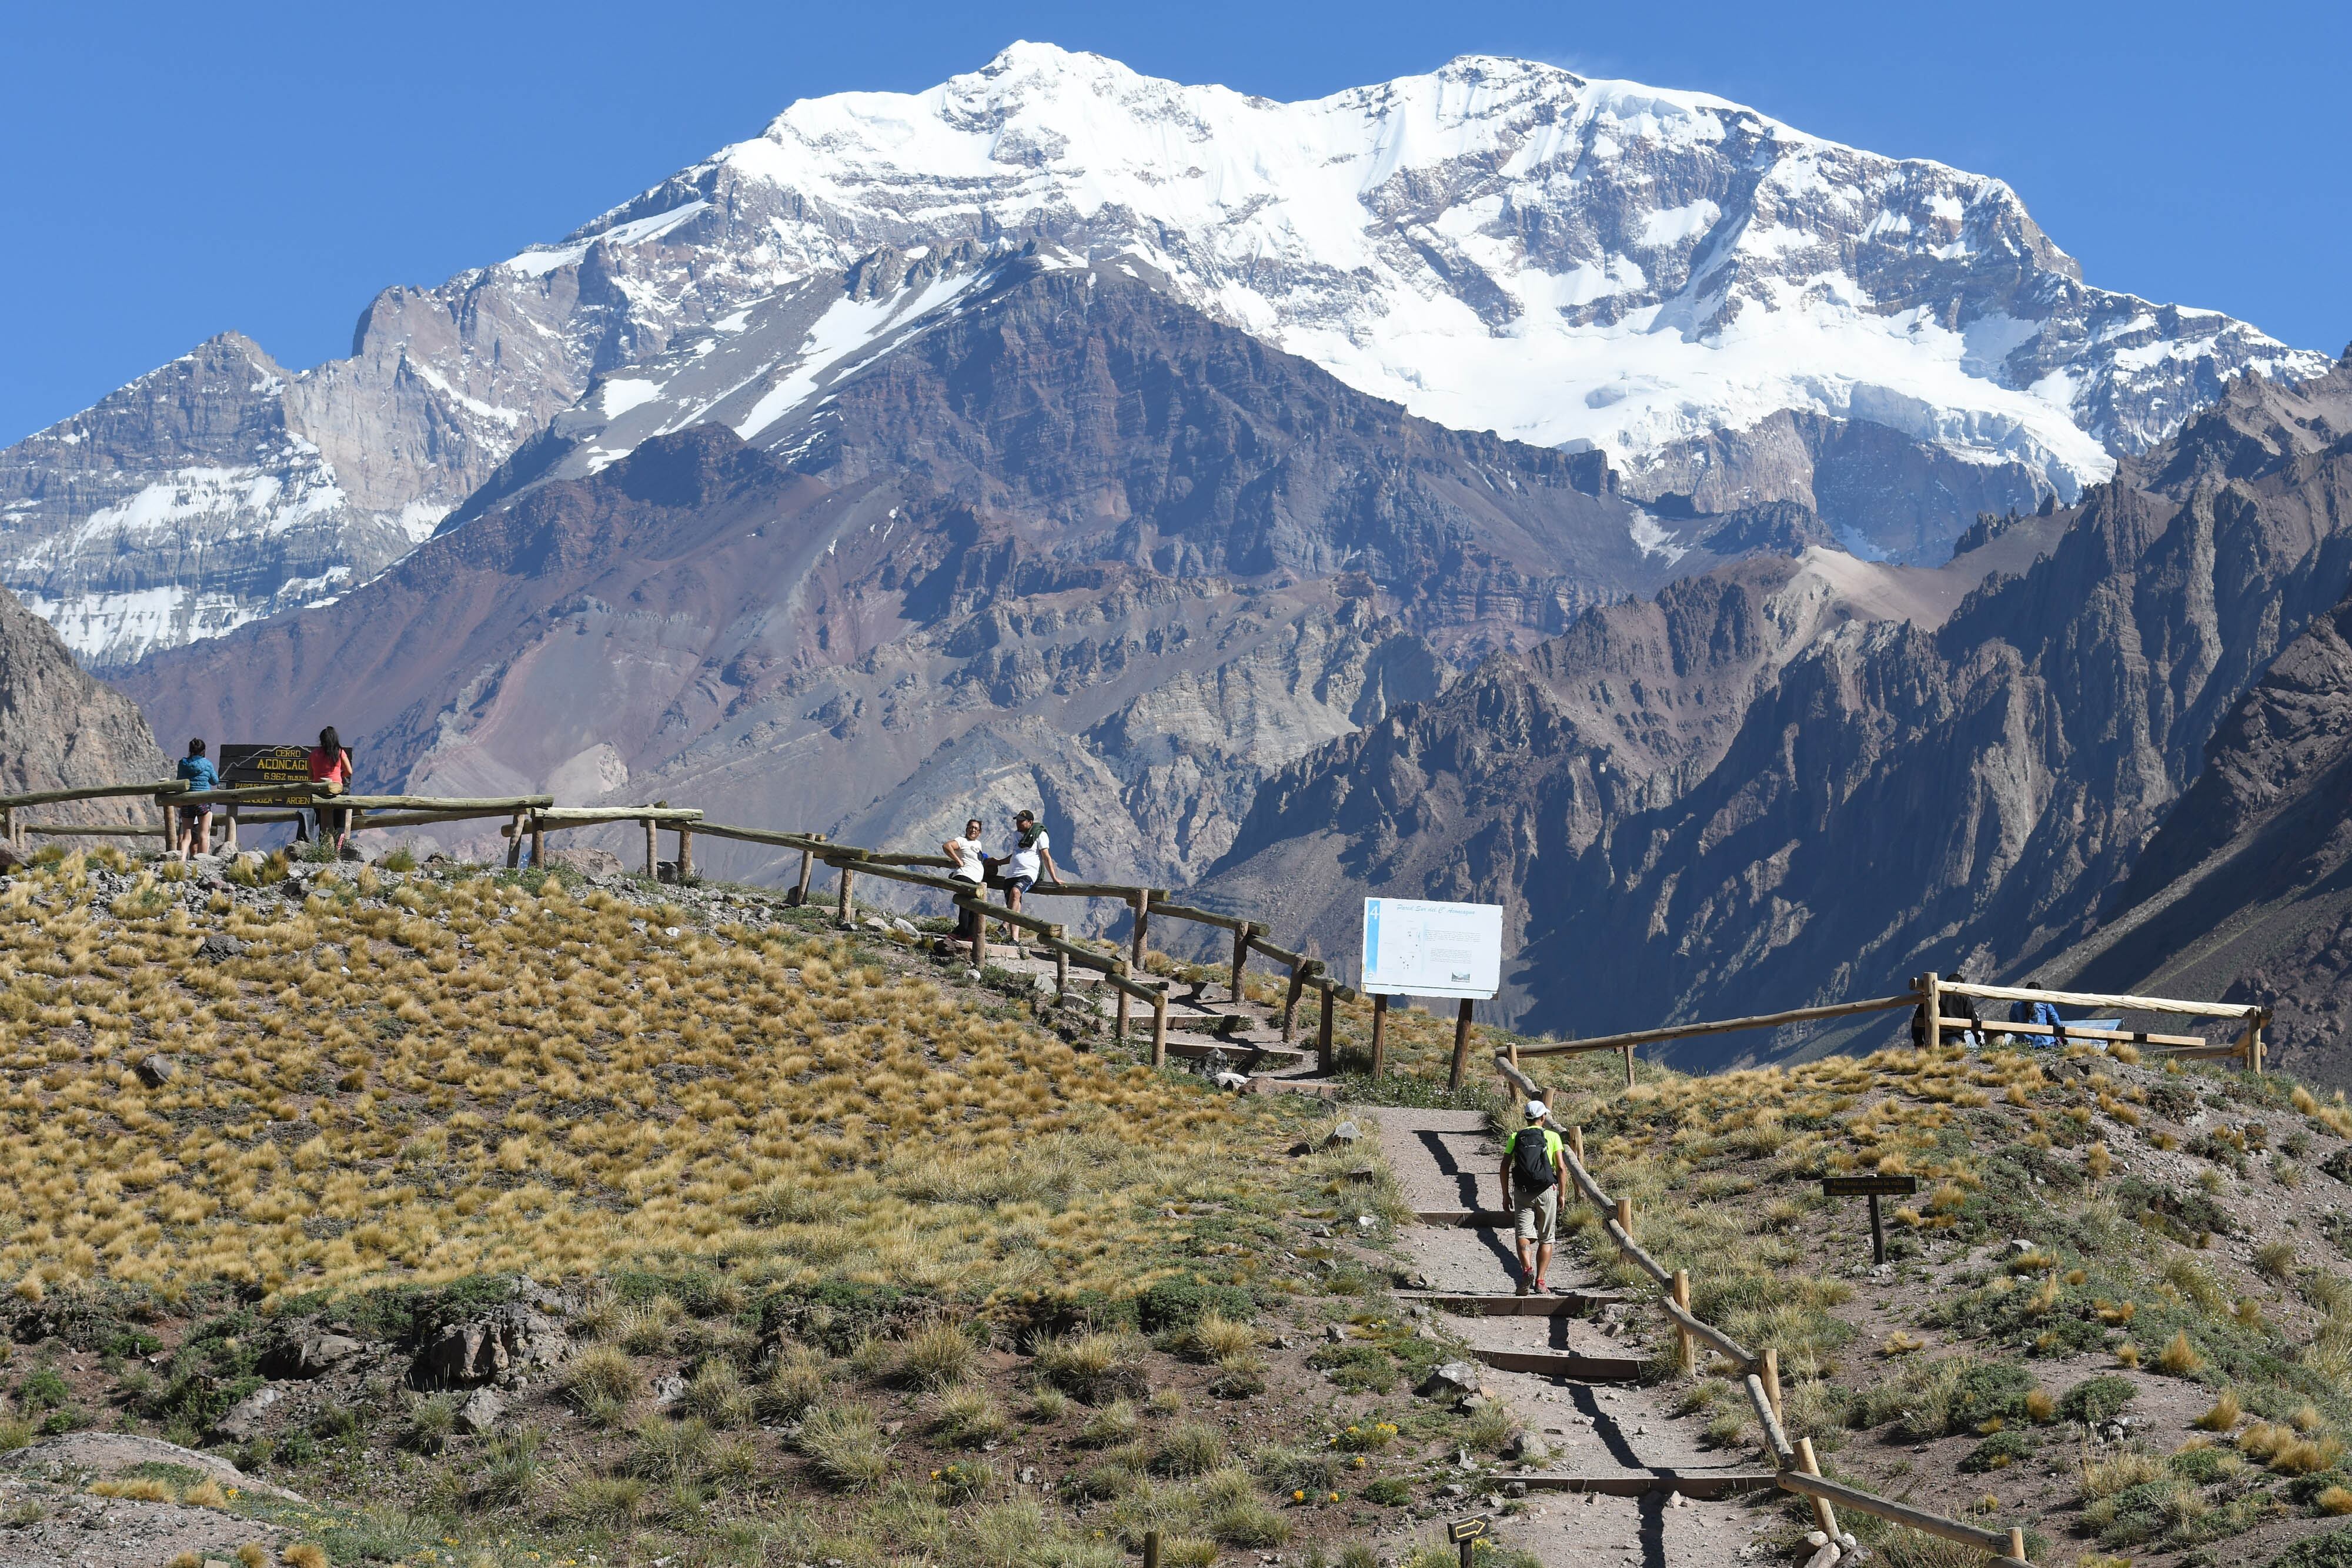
[2053, 583, 2352, 1085]
[116, 260, 1761, 899]
[0, 589, 168, 823]
[1201, 355, 2352, 1057]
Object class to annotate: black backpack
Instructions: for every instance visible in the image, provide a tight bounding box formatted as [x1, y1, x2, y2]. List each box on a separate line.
[1511, 1128, 1555, 1189]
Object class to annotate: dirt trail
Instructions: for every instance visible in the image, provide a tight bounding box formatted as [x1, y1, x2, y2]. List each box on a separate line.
[1374, 1108, 1778, 1567]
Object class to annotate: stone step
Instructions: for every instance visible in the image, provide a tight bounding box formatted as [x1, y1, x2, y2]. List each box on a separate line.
[1401, 1290, 1627, 1317]
[1517, 1467, 1778, 1499]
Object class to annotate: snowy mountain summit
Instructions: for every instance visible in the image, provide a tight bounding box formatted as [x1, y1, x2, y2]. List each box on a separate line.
[4, 42, 2328, 664]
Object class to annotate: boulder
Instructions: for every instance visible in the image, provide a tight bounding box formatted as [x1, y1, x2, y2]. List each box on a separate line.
[455, 1388, 506, 1435]
[195, 933, 248, 961]
[652, 1374, 689, 1409]
[549, 845, 626, 880]
[209, 1383, 284, 1442]
[1416, 1360, 1484, 1400]
[0, 1432, 302, 1502]
[409, 1305, 570, 1390]
[135, 1054, 178, 1088]
[1322, 1120, 1361, 1148]
[259, 1333, 363, 1380]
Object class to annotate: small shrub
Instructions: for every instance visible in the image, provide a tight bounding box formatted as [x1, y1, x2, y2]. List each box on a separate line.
[1034, 1329, 1148, 1404]
[565, 1345, 638, 1410]
[1365, 1476, 1412, 1505]
[401, 1394, 459, 1455]
[758, 1347, 830, 1419]
[566, 1475, 648, 1525]
[1961, 1429, 2035, 1472]
[934, 1386, 1012, 1447]
[2156, 1330, 2206, 1377]
[282, 1546, 328, 1568]
[934, 1457, 1000, 1503]
[2194, 1390, 2244, 1431]
[2060, 1376, 2138, 1426]
[1181, 1312, 1256, 1363]
[897, 1321, 980, 1390]
[798, 1403, 893, 1491]
[1077, 1400, 1140, 1448]
[1152, 1421, 1227, 1477]
[683, 1359, 756, 1428]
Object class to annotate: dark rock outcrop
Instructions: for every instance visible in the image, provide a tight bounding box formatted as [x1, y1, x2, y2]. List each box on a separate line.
[0, 586, 168, 824]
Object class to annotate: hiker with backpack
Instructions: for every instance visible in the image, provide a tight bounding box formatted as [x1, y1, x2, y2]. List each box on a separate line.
[1498, 1099, 1569, 1296]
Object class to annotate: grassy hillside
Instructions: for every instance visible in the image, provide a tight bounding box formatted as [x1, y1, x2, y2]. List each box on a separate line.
[0, 851, 1515, 1568]
[5, 848, 2352, 1566]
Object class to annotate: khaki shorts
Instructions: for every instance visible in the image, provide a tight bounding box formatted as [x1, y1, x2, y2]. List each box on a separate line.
[1512, 1185, 1558, 1244]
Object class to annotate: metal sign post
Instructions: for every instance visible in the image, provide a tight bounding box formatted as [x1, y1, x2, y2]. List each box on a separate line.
[1820, 1174, 1919, 1264]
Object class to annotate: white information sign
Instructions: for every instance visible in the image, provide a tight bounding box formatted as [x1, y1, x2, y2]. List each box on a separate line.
[1361, 898, 1503, 1000]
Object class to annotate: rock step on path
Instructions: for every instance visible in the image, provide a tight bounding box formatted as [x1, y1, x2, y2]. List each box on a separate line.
[1378, 1107, 1779, 1566]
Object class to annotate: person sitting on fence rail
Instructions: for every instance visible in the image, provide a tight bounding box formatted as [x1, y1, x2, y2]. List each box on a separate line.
[944, 817, 988, 944]
[308, 727, 356, 859]
[172, 740, 218, 861]
[1498, 1099, 1568, 1297]
[993, 808, 1061, 917]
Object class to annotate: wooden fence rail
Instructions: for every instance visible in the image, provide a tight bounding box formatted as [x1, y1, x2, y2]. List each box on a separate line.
[1495, 1051, 2032, 1564]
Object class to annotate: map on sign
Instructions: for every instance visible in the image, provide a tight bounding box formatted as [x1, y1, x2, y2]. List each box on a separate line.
[1361, 898, 1503, 1001]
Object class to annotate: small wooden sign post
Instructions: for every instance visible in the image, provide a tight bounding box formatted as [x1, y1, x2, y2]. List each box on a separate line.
[1448, 1514, 1491, 1568]
[1822, 1174, 1918, 1265]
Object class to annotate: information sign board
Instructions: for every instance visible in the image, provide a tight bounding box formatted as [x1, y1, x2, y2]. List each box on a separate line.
[218, 744, 319, 805]
[1361, 898, 1503, 1001]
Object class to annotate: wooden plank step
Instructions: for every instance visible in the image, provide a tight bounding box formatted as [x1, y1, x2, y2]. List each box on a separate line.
[1518, 1469, 1778, 1499]
[1400, 1290, 1625, 1317]
[1415, 1211, 1515, 1228]
[1471, 1347, 1648, 1380]
[1161, 1040, 1306, 1065]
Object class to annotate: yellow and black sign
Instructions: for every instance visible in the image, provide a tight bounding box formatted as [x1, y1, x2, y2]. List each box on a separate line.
[1446, 1516, 1491, 1543]
[218, 744, 319, 805]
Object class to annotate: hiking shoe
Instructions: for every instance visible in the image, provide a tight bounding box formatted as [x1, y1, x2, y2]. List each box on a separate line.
[1515, 1277, 1531, 1298]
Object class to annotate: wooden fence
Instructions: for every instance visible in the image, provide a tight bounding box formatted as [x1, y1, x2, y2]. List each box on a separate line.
[1494, 1053, 2033, 1566]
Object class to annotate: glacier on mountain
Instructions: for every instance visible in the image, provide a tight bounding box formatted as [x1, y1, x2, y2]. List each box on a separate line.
[1, 41, 2329, 666]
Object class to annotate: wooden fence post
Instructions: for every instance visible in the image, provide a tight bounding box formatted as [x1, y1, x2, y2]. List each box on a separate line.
[2244, 1012, 2267, 1075]
[1152, 988, 1168, 1069]
[1672, 1269, 1694, 1373]
[968, 897, 987, 967]
[1369, 994, 1388, 1079]
[836, 862, 855, 926]
[223, 804, 238, 855]
[530, 814, 546, 871]
[1795, 1437, 1838, 1537]
[1762, 1347, 1783, 1425]
[1051, 925, 1069, 998]
[1448, 998, 1474, 1089]
[1281, 962, 1307, 1042]
[1142, 1529, 1159, 1568]
[1922, 970, 1942, 1051]
[1566, 1125, 1584, 1166]
[676, 824, 693, 883]
[643, 816, 658, 878]
[2, 806, 11, 851]
[793, 833, 824, 904]
[1130, 888, 1151, 972]
[1317, 986, 1335, 1074]
[1112, 963, 1130, 1046]
[160, 800, 175, 857]
[2006, 1527, 2026, 1562]
[1614, 1196, 1633, 1238]
[505, 812, 523, 870]
[1231, 922, 1253, 1004]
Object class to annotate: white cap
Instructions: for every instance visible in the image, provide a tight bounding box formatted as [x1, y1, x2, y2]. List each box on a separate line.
[1525, 1099, 1547, 1119]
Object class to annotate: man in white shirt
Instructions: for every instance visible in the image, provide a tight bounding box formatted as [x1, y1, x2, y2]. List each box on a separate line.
[999, 809, 1061, 915]
[943, 818, 986, 941]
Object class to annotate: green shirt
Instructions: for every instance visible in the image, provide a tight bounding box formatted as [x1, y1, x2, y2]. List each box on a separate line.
[1504, 1126, 1565, 1186]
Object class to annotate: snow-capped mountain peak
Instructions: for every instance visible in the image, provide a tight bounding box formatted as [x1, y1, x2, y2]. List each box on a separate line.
[4, 42, 2328, 665]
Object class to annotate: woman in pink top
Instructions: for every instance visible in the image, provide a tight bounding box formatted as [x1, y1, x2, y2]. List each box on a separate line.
[308, 726, 354, 856]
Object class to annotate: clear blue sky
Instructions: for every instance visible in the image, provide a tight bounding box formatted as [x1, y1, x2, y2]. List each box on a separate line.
[5, 0, 2344, 443]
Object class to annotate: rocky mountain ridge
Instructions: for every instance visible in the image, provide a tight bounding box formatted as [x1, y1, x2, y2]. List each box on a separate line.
[1200, 353, 2352, 1061]
[8, 43, 2328, 666]
[115, 259, 1757, 898]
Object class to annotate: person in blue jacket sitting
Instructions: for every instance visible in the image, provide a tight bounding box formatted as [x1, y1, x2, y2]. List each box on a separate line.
[2010, 975, 2066, 1047]
[173, 738, 220, 860]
